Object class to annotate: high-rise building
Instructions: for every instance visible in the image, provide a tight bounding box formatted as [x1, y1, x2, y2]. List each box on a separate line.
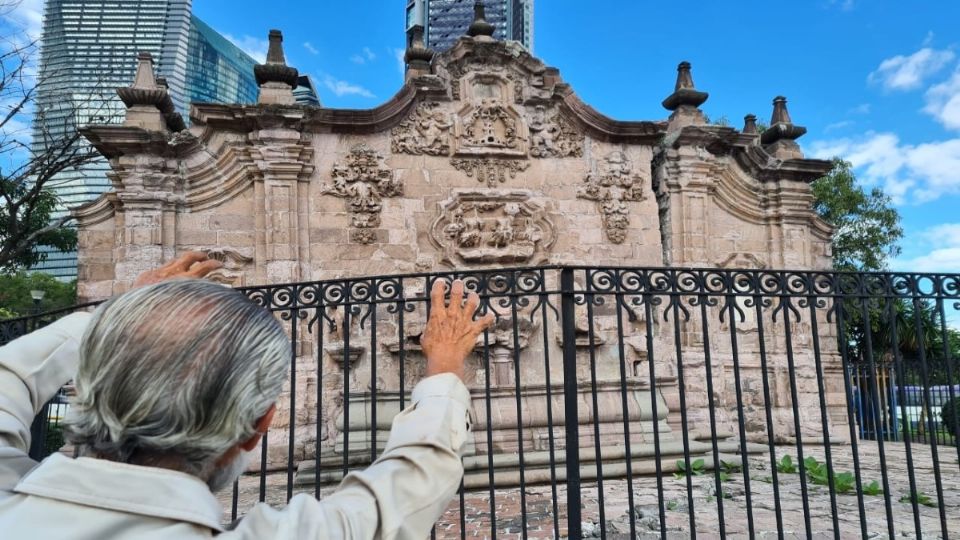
[406, 0, 533, 53]
[31, 1, 318, 279]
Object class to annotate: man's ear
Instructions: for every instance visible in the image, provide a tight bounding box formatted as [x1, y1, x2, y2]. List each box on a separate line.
[239, 404, 277, 452]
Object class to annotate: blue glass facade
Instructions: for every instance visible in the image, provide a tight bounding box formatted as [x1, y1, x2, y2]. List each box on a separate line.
[32, 1, 262, 280]
[406, 0, 533, 53]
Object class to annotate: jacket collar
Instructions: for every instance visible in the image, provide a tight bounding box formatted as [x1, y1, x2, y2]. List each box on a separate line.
[14, 453, 225, 532]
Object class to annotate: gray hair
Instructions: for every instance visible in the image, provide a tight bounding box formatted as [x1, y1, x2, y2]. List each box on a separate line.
[65, 280, 290, 476]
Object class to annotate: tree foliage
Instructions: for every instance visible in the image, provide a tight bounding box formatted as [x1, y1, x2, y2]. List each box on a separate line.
[0, 271, 76, 317]
[811, 159, 903, 272]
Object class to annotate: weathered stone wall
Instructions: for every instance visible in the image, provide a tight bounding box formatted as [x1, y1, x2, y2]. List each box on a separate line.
[74, 35, 841, 475]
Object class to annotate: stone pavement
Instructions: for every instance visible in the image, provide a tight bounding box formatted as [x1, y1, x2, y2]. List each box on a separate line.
[220, 441, 959, 538]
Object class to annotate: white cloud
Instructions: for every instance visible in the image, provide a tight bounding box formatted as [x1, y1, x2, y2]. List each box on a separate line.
[810, 132, 960, 204]
[224, 34, 268, 64]
[824, 120, 854, 132]
[849, 103, 871, 115]
[321, 75, 375, 98]
[350, 47, 378, 65]
[392, 47, 406, 75]
[924, 68, 960, 131]
[892, 224, 960, 272]
[867, 48, 955, 91]
[303, 42, 319, 55]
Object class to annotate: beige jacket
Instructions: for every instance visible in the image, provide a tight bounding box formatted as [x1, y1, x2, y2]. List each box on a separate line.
[0, 313, 472, 539]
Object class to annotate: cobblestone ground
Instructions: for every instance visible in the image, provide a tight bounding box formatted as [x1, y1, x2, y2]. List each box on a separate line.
[220, 441, 959, 538]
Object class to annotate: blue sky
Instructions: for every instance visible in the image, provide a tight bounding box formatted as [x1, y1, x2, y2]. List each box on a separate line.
[8, 0, 960, 273]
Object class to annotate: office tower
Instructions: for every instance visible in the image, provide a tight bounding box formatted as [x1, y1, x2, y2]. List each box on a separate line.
[31, 1, 267, 279]
[406, 0, 533, 53]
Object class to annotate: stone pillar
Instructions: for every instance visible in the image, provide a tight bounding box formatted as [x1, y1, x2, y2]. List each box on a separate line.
[661, 61, 708, 130]
[251, 124, 314, 284]
[255, 30, 298, 106]
[404, 25, 434, 82]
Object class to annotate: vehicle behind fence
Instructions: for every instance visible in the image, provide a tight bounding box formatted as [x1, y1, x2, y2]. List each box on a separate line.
[2, 267, 958, 539]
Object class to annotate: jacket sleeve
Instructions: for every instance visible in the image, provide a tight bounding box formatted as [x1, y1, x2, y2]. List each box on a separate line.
[0, 313, 90, 492]
[232, 373, 472, 540]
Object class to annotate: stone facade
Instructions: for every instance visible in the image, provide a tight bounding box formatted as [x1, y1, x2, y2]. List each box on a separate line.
[75, 25, 840, 479]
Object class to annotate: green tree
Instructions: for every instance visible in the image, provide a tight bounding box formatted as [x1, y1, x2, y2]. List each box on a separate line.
[0, 271, 76, 316]
[811, 159, 903, 272]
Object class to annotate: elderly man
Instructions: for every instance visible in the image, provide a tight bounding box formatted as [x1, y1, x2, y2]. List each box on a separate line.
[0, 253, 493, 538]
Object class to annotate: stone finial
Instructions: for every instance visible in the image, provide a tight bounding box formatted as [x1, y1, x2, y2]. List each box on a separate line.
[467, 0, 495, 40]
[760, 96, 807, 145]
[254, 29, 298, 104]
[117, 52, 179, 131]
[742, 114, 758, 135]
[404, 24, 434, 81]
[661, 61, 709, 111]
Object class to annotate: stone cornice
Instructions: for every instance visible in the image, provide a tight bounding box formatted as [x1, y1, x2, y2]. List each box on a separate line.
[663, 125, 833, 184]
[79, 126, 174, 160]
[72, 192, 121, 226]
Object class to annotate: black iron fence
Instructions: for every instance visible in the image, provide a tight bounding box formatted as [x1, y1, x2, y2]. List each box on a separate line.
[3, 267, 959, 539]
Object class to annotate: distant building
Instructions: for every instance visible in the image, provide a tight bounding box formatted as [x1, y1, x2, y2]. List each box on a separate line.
[32, 1, 261, 279]
[294, 75, 322, 107]
[406, 0, 533, 53]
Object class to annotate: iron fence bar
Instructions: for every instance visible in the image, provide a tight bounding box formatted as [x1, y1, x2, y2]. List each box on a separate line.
[859, 298, 896, 538]
[537, 269, 560, 540]
[231, 479, 239, 521]
[910, 297, 949, 538]
[754, 292, 785, 539]
[369, 304, 378, 463]
[583, 277, 606, 538]
[480, 324, 497, 539]
[642, 293, 668, 539]
[724, 293, 756, 540]
[697, 292, 726, 537]
[560, 268, 582, 540]
[669, 287, 697, 538]
[779, 301, 813, 539]
[613, 291, 636, 538]
[833, 298, 868, 539]
[888, 298, 922, 537]
[806, 298, 840, 539]
[286, 308, 299, 502]
[259, 431, 268, 502]
[315, 307, 324, 499]
[509, 286, 530, 539]
[937, 299, 960, 464]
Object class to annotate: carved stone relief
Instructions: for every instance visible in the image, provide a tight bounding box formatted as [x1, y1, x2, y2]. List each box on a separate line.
[390, 101, 452, 156]
[430, 189, 555, 266]
[321, 145, 402, 244]
[451, 158, 529, 187]
[455, 99, 525, 157]
[202, 248, 253, 287]
[577, 150, 647, 244]
[528, 105, 584, 158]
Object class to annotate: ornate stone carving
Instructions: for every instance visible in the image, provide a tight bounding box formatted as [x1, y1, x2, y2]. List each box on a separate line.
[391, 101, 452, 156]
[577, 151, 646, 244]
[431, 189, 555, 265]
[528, 105, 584, 158]
[202, 248, 254, 287]
[457, 99, 522, 154]
[451, 158, 529, 187]
[321, 145, 402, 244]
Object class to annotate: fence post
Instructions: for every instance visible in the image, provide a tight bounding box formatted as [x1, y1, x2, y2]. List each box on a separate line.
[28, 403, 49, 460]
[560, 268, 582, 538]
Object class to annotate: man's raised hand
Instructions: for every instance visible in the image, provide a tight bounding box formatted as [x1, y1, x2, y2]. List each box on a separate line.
[133, 251, 223, 288]
[421, 279, 496, 380]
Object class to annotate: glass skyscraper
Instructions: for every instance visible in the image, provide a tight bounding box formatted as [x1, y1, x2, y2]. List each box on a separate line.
[406, 0, 534, 53]
[32, 1, 317, 279]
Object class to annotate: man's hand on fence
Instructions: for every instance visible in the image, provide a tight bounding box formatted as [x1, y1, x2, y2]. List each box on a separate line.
[421, 279, 495, 380]
[132, 251, 223, 288]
